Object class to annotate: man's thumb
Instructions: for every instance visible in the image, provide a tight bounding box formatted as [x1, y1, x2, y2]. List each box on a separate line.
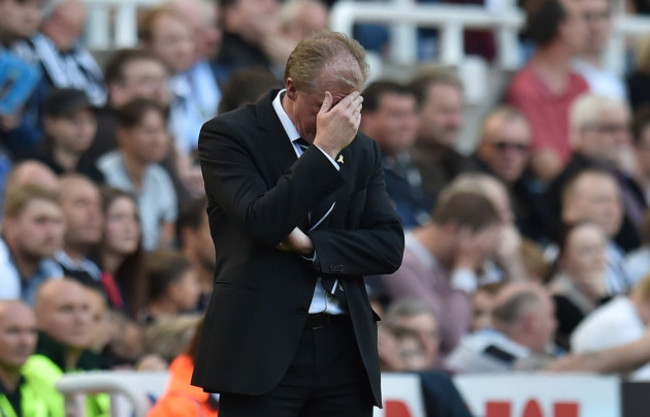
[320, 91, 333, 113]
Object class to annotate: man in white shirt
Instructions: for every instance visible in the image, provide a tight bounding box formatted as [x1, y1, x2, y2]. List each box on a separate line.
[571, 274, 650, 377]
[446, 282, 558, 373]
[572, 0, 626, 100]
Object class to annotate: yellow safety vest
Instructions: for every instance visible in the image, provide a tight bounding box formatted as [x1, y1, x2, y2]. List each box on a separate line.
[21, 355, 109, 417]
[0, 378, 50, 417]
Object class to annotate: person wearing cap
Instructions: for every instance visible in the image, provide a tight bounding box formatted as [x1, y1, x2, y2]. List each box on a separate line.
[23, 88, 104, 183]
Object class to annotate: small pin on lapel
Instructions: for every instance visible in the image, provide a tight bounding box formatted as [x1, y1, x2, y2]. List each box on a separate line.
[337, 155, 344, 164]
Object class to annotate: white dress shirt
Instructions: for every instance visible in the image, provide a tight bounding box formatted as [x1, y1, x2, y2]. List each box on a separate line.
[271, 89, 346, 314]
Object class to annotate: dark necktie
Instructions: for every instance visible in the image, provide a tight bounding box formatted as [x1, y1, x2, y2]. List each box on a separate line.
[295, 138, 310, 153]
[295, 138, 335, 228]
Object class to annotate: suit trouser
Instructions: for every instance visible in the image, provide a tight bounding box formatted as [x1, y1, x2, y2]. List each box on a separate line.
[219, 314, 374, 417]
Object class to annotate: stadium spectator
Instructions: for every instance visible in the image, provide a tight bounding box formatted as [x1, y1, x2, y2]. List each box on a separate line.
[168, 0, 224, 70]
[139, 6, 207, 156]
[9, 0, 105, 158]
[87, 49, 171, 164]
[573, 0, 626, 100]
[560, 170, 634, 294]
[408, 68, 474, 201]
[570, 273, 650, 379]
[627, 33, 650, 113]
[168, 0, 225, 197]
[519, 238, 551, 282]
[361, 80, 431, 228]
[147, 318, 219, 417]
[168, 0, 226, 180]
[546, 326, 650, 374]
[472, 107, 549, 241]
[217, 67, 282, 114]
[30, 88, 104, 182]
[217, 0, 293, 78]
[55, 175, 105, 293]
[15, 0, 105, 106]
[0, 0, 44, 154]
[3, 160, 59, 196]
[86, 286, 109, 353]
[471, 283, 504, 333]
[383, 298, 440, 370]
[446, 283, 558, 373]
[0, 160, 59, 223]
[546, 94, 643, 252]
[549, 222, 611, 349]
[279, 0, 329, 45]
[382, 190, 501, 357]
[632, 107, 650, 204]
[0, 300, 52, 417]
[142, 250, 201, 324]
[143, 314, 202, 365]
[0, 185, 64, 304]
[97, 99, 177, 251]
[178, 198, 216, 310]
[506, 0, 589, 181]
[93, 187, 145, 318]
[625, 210, 650, 285]
[104, 49, 171, 110]
[445, 173, 529, 283]
[100, 311, 151, 370]
[23, 279, 109, 417]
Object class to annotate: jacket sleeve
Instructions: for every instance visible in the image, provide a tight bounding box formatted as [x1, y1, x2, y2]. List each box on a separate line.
[309, 140, 404, 277]
[198, 116, 345, 247]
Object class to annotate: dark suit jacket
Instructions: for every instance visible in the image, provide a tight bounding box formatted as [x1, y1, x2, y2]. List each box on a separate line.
[192, 90, 404, 406]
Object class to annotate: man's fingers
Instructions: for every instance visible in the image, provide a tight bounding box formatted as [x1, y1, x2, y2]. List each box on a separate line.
[320, 91, 333, 113]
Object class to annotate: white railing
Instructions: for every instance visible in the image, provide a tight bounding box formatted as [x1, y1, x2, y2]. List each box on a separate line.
[84, 0, 162, 50]
[329, 0, 650, 75]
[82, 0, 650, 76]
[56, 371, 168, 417]
[330, 1, 524, 69]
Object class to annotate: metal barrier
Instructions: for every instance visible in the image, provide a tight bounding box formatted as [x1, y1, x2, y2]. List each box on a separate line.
[52, 370, 647, 417]
[55, 371, 168, 417]
[330, 0, 524, 69]
[85, 0, 161, 50]
[328, 0, 650, 75]
[82, 0, 650, 76]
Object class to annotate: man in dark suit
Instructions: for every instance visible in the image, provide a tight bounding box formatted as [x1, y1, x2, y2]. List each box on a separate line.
[192, 31, 405, 417]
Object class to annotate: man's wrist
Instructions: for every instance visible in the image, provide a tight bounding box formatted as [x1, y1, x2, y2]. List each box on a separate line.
[313, 138, 342, 160]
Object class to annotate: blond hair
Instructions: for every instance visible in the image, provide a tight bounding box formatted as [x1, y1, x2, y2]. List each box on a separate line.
[3, 184, 60, 220]
[284, 30, 368, 92]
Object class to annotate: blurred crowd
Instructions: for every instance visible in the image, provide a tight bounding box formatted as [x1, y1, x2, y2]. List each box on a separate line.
[1, 0, 650, 414]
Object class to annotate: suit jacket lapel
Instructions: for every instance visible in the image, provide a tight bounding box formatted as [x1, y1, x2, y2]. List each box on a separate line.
[255, 90, 312, 231]
[310, 145, 355, 230]
[255, 90, 298, 174]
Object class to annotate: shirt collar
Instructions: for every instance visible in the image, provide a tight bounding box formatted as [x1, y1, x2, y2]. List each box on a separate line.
[406, 231, 438, 271]
[272, 89, 301, 143]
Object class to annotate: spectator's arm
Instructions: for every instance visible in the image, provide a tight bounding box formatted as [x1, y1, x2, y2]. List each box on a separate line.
[547, 330, 650, 373]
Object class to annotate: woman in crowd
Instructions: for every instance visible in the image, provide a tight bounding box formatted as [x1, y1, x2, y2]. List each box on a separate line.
[96, 98, 178, 251]
[94, 186, 146, 319]
[549, 222, 612, 349]
[142, 250, 201, 324]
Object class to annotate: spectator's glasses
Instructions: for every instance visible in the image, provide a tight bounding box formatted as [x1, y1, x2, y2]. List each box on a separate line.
[583, 124, 630, 134]
[583, 11, 611, 22]
[490, 142, 530, 152]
